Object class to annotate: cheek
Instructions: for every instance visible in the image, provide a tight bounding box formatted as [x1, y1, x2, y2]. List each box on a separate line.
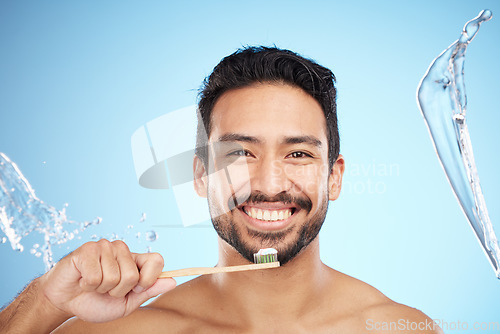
[225, 163, 252, 194]
[285, 164, 330, 196]
[207, 165, 251, 210]
[207, 170, 230, 205]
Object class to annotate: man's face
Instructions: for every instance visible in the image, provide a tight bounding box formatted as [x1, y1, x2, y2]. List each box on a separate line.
[195, 83, 343, 265]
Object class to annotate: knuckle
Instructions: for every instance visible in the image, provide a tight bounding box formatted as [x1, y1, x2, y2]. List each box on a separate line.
[80, 241, 98, 253]
[122, 270, 140, 285]
[112, 240, 129, 252]
[84, 272, 102, 287]
[97, 238, 111, 248]
[149, 252, 164, 267]
[105, 273, 121, 287]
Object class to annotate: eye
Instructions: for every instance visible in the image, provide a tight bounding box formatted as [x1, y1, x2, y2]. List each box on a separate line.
[228, 150, 252, 157]
[287, 151, 312, 159]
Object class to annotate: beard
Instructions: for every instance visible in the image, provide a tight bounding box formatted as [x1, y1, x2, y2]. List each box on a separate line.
[208, 190, 329, 266]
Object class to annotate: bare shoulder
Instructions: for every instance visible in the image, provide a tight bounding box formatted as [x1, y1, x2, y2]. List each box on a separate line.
[360, 301, 443, 334]
[329, 270, 442, 333]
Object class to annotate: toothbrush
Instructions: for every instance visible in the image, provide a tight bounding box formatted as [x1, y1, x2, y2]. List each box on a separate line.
[158, 248, 280, 278]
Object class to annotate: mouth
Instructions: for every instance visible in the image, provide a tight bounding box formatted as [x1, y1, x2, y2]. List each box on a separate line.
[238, 204, 299, 231]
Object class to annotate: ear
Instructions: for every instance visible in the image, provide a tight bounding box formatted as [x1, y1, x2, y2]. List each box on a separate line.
[193, 155, 208, 198]
[328, 154, 345, 201]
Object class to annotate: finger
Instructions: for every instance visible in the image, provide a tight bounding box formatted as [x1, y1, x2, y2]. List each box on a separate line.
[95, 241, 121, 294]
[108, 243, 140, 298]
[75, 242, 103, 292]
[126, 278, 177, 312]
[131, 253, 164, 293]
[146, 277, 177, 297]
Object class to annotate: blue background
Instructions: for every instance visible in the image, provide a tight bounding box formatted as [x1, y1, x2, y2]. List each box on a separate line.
[1, 0, 499, 331]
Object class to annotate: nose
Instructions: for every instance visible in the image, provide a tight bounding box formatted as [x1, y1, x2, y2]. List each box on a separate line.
[251, 157, 292, 197]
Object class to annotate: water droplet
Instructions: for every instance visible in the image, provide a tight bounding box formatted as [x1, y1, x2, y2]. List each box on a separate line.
[439, 77, 450, 85]
[145, 230, 157, 242]
[146, 246, 152, 253]
[127, 225, 134, 229]
[42, 161, 46, 164]
[10, 188, 15, 192]
[35, 252, 42, 257]
[453, 114, 465, 123]
[139, 213, 146, 223]
[1, 237, 6, 244]
[91, 234, 98, 240]
[109, 233, 123, 241]
[135, 232, 141, 239]
[33, 243, 39, 249]
[30, 248, 36, 254]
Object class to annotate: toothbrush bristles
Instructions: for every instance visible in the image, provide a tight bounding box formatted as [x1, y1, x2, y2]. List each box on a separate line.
[253, 248, 278, 264]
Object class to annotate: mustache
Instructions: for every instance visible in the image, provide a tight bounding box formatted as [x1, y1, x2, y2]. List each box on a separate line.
[229, 191, 313, 212]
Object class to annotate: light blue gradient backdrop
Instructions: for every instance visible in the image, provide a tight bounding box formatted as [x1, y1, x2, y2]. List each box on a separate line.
[1, 0, 499, 330]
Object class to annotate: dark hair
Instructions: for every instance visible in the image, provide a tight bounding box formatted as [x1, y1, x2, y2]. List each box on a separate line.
[196, 46, 339, 170]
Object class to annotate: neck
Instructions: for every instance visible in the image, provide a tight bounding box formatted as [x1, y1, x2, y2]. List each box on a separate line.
[210, 237, 334, 327]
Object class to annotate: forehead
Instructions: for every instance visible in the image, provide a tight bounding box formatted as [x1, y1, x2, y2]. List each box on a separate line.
[209, 83, 327, 143]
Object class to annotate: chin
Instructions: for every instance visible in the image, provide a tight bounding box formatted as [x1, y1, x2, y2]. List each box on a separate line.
[210, 196, 329, 266]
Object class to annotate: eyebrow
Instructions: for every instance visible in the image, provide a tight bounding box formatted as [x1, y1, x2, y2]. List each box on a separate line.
[283, 135, 322, 148]
[217, 133, 261, 144]
[217, 133, 322, 148]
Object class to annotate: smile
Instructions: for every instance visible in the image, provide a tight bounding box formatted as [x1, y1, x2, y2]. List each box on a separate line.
[237, 201, 301, 232]
[243, 207, 294, 222]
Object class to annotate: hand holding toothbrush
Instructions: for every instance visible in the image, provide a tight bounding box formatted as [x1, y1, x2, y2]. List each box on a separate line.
[40, 239, 177, 323]
[0, 239, 279, 333]
[0, 239, 175, 333]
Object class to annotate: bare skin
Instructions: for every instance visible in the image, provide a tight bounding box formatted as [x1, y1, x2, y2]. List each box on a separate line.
[54, 239, 439, 334]
[1, 83, 442, 334]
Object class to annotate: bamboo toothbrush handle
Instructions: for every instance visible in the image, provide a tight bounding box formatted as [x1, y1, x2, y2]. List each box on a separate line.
[158, 262, 280, 278]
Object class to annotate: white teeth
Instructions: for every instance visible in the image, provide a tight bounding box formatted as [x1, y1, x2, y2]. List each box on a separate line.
[245, 208, 293, 222]
[270, 211, 278, 221]
[263, 210, 271, 221]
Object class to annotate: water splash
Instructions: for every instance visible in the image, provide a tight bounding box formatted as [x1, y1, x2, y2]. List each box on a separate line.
[0, 153, 160, 271]
[417, 10, 500, 278]
[145, 230, 157, 242]
[0, 152, 101, 271]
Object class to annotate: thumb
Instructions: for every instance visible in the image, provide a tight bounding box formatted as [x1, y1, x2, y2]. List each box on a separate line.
[127, 278, 177, 309]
